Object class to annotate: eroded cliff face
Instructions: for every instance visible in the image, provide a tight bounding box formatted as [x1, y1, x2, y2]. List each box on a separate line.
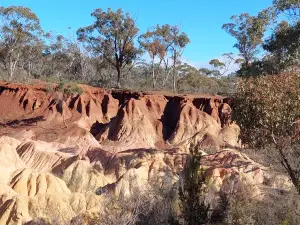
[0, 81, 267, 225]
[0, 81, 235, 150]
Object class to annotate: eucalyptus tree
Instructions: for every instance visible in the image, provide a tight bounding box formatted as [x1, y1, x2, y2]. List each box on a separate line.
[139, 24, 189, 91]
[167, 26, 190, 92]
[153, 25, 190, 91]
[208, 53, 241, 77]
[273, 0, 300, 20]
[0, 6, 42, 79]
[139, 26, 166, 89]
[264, 21, 300, 72]
[222, 12, 270, 67]
[44, 34, 72, 77]
[22, 38, 44, 77]
[77, 8, 141, 88]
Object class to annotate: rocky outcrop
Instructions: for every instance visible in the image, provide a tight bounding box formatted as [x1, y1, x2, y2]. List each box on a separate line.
[95, 95, 168, 150]
[16, 140, 73, 173]
[202, 149, 264, 190]
[95, 95, 238, 151]
[0, 195, 32, 225]
[0, 81, 237, 151]
[59, 160, 109, 192]
[168, 102, 221, 145]
[0, 135, 269, 224]
[0, 81, 263, 224]
[0, 136, 26, 184]
[9, 168, 71, 197]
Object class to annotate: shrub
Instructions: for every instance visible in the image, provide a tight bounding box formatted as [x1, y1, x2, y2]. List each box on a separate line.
[223, 179, 300, 225]
[94, 183, 178, 225]
[63, 83, 84, 95]
[178, 144, 210, 225]
[55, 80, 84, 95]
[56, 80, 65, 92]
[45, 83, 54, 93]
[233, 73, 300, 147]
[233, 73, 300, 193]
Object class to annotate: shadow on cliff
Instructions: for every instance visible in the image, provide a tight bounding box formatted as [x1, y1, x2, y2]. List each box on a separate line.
[3, 116, 45, 128]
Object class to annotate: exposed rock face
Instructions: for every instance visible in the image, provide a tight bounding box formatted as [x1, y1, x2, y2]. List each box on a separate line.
[58, 160, 109, 192]
[202, 149, 264, 189]
[0, 81, 118, 148]
[168, 102, 221, 145]
[0, 136, 25, 184]
[0, 195, 31, 225]
[0, 81, 270, 224]
[97, 96, 167, 149]
[0, 135, 268, 224]
[219, 102, 232, 127]
[0, 81, 239, 150]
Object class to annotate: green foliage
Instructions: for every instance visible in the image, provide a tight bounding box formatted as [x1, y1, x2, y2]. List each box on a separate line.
[55, 80, 84, 95]
[0, 6, 42, 79]
[64, 83, 84, 95]
[264, 21, 300, 71]
[221, 0, 300, 77]
[166, 25, 190, 92]
[139, 26, 166, 60]
[45, 83, 54, 93]
[236, 58, 278, 77]
[199, 68, 213, 76]
[202, 53, 242, 78]
[177, 63, 199, 76]
[77, 8, 141, 88]
[56, 80, 65, 92]
[273, 0, 300, 19]
[233, 73, 300, 193]
[179, 144, 209, 225]
[209, 59, 225, 68]
[233, 73, 300, 147]
[282, 211, 291, 225]
[139, 26, 167, 89]
[177, 70, 236, 95]
[222, 13, 271, 66]
[177, 72, 216, 93]
[138, 24, 190, 91]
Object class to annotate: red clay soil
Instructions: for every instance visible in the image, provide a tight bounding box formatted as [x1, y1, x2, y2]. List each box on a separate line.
[0, 80, 232, 149]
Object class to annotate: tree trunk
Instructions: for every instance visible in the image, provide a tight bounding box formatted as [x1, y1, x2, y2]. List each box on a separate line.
[172, 51, 177, 92]
[117, 67, 121, 88]
[9, 59, 17, 80]
[172, 70, 176, 92]
[109, 65, 112, 88]
[27, 62, 32, 77]
[9, 65, 13, 80]
[8, 52, 20, 80]
[245, 56, 250, 67]
[152, 60, 156, 90]
[9, 56, 13, 80]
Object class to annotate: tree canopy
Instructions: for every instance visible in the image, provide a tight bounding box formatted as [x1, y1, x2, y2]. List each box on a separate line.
[0, 6, 42, 79]
[0, 2, 299, 91]
[77, 8, 141, 88]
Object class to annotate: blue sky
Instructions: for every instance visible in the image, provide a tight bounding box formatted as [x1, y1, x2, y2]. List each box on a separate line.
[2, 0, 273, 67]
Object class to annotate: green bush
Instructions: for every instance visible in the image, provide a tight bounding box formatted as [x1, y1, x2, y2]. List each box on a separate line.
[233, 73, 300, 194]
[178, 144, 210, 225]
[233, 73, 300, 147]
[55, 80, 84, 95]
[45, 83, 54, 93]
